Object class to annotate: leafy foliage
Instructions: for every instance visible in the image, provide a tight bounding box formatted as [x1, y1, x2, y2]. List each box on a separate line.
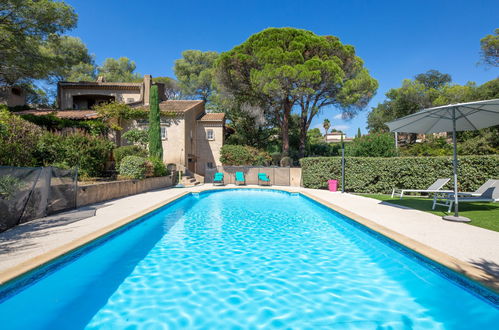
[148, 85, 163, 159]
[33, 131, 114, 177]
[0, 109, 43, 166]
[300, 155, 499, 193]
[174, 50, 219, 101]
[20, 113, 108, 135]
[399, 137, 453, 156]
[149, 157, 169, 177]
[216, 27, 378, 156]
[97, 57, 142, 82]
[0, 0, 77, 85]
[220, 145, 272, 166]
[347, 133, 397, 157]
[122, 129, 148, 148]
[480, 28, 499, 67]
[113, 145, 148, 166]
[0, 175, 24, 200]
[118, 156, 148, 180]
[94, 101, 145, 146]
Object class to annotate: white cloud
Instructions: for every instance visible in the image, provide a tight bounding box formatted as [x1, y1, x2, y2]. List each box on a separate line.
[333, 114, 343, 120]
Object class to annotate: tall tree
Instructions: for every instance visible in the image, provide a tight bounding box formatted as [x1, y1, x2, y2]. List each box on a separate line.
[97, 57, 141, 82]
[153, 77, 182, 100]
[367, 78, 438, 133]
[174, 50, 219, 101]
[357, 127, 362, 138]
[480, 28, 499, 67]
[323, 119, 331, 135]
[148, 85, 163, 159]
[415, 69, 451, 90]
[0, 0, 77, 85]
[216, 28, 377, 157]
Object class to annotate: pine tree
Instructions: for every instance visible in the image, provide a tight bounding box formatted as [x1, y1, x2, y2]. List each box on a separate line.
[148, 85, 163, 159]
[357, 127, 362, 138]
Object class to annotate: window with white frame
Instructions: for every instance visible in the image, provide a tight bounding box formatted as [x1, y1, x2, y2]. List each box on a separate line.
[206, 129, 214, 140]
[161, 126, 167, 140]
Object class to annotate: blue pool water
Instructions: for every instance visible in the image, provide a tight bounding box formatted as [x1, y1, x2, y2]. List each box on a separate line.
[0, 189, 498, 329]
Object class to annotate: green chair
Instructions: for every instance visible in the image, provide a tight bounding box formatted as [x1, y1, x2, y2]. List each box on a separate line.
[213, 172, 224, 185]
[235, 172, 245, 185]
[258, 173, 271, 186]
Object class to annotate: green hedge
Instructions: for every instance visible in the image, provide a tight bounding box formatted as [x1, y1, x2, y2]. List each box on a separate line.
[300, 156, 499, 193]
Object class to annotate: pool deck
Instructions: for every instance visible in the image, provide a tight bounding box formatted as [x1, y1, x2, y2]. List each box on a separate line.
[1, 184, 498, 291]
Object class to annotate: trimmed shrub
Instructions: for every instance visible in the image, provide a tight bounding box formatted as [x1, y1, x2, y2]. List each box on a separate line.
[119, 156, 148, 179]
[113, 145, 148, 165]
[300, 155, 499, 193]
[148, 157, 169, 177]
[220, 145, 272, 166]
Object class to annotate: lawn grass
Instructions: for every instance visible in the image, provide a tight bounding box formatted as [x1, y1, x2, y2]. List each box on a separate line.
[359, 194, 499, 233]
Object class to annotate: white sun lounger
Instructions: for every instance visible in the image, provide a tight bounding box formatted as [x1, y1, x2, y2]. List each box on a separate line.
[432, 181, 499, 212]
[391, 178, 451, 199]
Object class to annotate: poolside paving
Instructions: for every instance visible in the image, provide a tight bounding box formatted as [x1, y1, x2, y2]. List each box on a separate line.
[1, 184, 498, 284]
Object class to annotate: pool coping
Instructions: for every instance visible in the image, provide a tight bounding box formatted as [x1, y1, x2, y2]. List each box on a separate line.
[0, 186, 498, 295]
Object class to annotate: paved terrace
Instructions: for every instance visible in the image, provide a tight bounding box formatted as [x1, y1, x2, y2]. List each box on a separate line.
[1, 185, 498, 290]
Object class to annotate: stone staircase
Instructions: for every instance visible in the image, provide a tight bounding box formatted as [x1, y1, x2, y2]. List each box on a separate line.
[180, 174, 201, 187]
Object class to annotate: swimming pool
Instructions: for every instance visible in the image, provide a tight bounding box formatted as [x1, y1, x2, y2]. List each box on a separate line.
[0, 189, 498, 329]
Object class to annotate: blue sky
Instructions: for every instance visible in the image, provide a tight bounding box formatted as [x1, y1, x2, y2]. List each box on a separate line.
[65, 0, 498, 137]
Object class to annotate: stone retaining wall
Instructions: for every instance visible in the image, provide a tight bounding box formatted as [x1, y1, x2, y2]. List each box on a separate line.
[77, 176, 174, 207]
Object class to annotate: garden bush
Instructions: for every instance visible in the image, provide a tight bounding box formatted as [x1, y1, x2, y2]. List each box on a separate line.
[347, 132, 397, 157]
[300, 155, 499, 193]
[119, 156, 148, 179]
[220, 145, 272, 166]
[149, 157, 169, 177]
[0, 109, 43, 166]
[113, 145, 148, 165]
[57, 133, 115, 178]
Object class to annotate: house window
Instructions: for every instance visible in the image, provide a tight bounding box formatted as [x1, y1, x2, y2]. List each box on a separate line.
[207, 162, 214, 169]
[206, 129, 214, 140]
[161, 126, 167, 140]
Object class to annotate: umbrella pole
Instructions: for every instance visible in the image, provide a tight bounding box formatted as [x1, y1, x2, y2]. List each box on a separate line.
[452, 109, 459, 217]
[443, 107, 470, 222]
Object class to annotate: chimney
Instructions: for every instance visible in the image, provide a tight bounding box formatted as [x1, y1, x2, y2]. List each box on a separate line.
[96, 76, 106, 83]
[143, 74, 152, 105]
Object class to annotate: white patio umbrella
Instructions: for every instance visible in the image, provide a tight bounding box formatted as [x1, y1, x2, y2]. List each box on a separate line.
[386, 98, 499, 222]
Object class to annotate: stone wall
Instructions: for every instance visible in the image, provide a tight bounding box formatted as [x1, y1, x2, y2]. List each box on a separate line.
[77, 176, 174, 208]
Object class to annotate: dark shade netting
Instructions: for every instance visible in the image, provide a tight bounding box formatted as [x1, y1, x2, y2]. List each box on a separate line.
[0, 166, 77, 232]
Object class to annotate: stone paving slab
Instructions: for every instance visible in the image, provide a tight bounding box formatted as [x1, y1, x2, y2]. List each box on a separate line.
[1, 185, 498, 283]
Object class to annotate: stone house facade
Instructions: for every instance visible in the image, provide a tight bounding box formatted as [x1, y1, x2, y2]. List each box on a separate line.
[57, 75, 165, 110]
[17, 75, 224, 177]
[132, 100, 225, 176]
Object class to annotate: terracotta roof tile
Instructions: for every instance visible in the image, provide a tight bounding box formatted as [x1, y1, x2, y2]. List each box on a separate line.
[198, 112, 225, 121]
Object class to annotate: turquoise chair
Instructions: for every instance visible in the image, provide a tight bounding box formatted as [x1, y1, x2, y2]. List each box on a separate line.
[213, 172, 224, 185]
[258, 173, 271, 186]
[235, 172, 245, 185]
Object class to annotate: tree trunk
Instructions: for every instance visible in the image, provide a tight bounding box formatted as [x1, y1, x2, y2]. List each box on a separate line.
[281, 99, 292, 156]
[298, 108, 308, 159]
